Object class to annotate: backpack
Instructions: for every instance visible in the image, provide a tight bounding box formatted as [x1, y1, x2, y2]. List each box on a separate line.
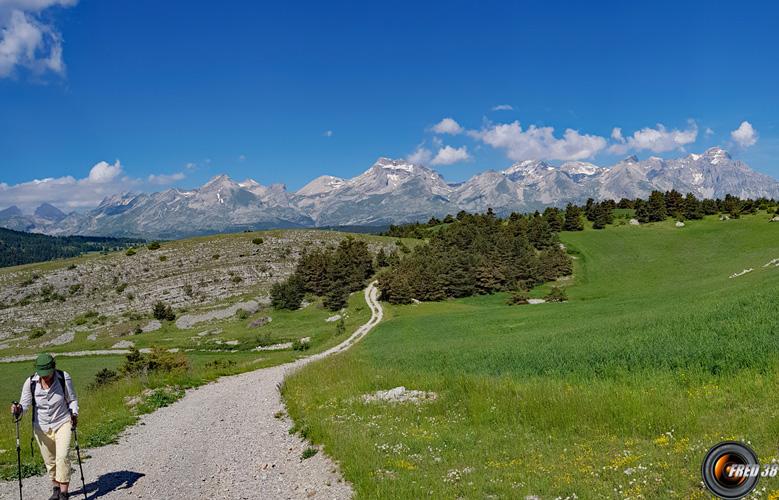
[28, 369, 71, 458]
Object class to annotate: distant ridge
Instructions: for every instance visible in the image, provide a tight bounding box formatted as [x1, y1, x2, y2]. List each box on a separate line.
[1, 148, 777, 238]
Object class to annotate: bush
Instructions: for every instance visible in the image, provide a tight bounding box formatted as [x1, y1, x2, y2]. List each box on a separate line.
[89, 368, 119, 389]
[231, 275, 243, 284]
[212, 254, 220, 260]
[120, 347, 189, 376]
[292, 339, 311, 351]
[506, 290, 530, 305]
[236, 308, 249, 320]
[125, 248, 137, 256]
[147, 241, 161, 250]
[301, 447, 318, 460]
[271, 274, 305, 310]
[544, 286, 568, 303]
[252, 237, 264, 245]
[159, 255, 168, 262]
[28, 327, 46, 339]
[152, 301, 176, 321]
[335, 317, 346, 336]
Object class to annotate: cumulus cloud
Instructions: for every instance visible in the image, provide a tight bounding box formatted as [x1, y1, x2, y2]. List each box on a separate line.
[730, 121, 758, 148]
[469, 121, 607, 161]
[608, 121, 698, 154]
[430, 145, 470, 166]
[430, 117, 464, 135]
[492, 104, 513, 111]
[407, 145, 433, 165]
[0, 0, 76, 78]
[87, 160, 123, 183]
[0, 160, 188, 211]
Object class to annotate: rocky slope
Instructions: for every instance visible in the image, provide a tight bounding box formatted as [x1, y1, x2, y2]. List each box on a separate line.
[1, 148, 777, 237]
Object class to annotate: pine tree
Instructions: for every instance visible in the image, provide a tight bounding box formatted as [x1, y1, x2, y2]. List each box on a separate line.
[543, 207, 563, 233]
[591, 204, 607, 229]
[664, 190, 685, 218]
[563, 203, 584, 231]
[683, 193, 704, 220]
[647, 191, 668, 221]
[634, 199, 650, 223]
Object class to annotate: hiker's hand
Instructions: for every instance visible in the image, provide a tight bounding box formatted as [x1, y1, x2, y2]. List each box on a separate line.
[10, 403, 21, 417]
[71, 414, 78, 427]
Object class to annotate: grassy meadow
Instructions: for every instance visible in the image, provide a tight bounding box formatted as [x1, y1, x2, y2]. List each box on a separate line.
[283, 213, 779, 498]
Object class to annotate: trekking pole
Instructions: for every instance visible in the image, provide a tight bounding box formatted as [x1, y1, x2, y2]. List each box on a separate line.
[72, 424, 87, 499]
[12, 401, 22, 500]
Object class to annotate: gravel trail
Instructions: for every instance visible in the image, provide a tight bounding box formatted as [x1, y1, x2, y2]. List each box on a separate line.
[1, 282, 383, 500]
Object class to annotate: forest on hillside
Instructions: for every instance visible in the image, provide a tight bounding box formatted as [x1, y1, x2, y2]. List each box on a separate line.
[0, 227, 143, 268]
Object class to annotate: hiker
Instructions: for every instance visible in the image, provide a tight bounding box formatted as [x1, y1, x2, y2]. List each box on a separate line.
[10, 353, 79, 500]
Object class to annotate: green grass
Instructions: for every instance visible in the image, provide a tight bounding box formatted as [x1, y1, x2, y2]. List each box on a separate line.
[0, 290, 371, 480]
[283, 213, 779, 498]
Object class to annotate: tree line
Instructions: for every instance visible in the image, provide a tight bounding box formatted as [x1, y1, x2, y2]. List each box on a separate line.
[271, 237, 374, 311]
[0, 227, 143, 268]
[377, 209, 572, 304]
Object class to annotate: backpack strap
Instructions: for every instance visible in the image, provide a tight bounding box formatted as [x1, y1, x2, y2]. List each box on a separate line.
[56, 369, 70, 407]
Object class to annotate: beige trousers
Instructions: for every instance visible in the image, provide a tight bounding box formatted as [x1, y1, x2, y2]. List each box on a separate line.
[34, 420, 72, 483]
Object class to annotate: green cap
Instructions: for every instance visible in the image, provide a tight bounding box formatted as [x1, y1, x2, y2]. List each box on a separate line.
[35, 353, 55, 377]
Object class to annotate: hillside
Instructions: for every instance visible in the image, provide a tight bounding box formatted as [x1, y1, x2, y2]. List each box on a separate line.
[0, 227, 141, 268]
[283, 213, 779, 498]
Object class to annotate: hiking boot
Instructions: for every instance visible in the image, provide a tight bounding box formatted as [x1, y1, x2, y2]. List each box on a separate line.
[59, 491, 70, 500]
[48, 486, 60, 500]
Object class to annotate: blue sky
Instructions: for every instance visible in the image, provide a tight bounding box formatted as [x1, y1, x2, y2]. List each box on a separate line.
[1, 0, 777, 210]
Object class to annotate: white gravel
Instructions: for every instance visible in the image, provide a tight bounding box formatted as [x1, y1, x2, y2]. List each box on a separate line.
[1, 282, 383, 500]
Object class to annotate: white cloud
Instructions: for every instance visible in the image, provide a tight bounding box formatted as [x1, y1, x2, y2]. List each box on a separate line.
[705, 127, 714, 136]
[0, 160, 188, 211]
[407, 146, 433, 165]
[608, 122, 698, 154]
[431, 117, 463, 135]
[492, 104, 513, 111]
[730, 121, 758, 148]
[323, 130, 333, 137]
[87, 160, 123, 183]
[148, 172, 186, 185]
[238, 154, 246, 161]
[0, 1, 76, 78]
[430, 145, 470, 166]
[470, 121, 607, 161]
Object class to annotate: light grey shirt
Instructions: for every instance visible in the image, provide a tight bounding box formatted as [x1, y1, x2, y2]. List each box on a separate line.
[18, 371, 79, 432]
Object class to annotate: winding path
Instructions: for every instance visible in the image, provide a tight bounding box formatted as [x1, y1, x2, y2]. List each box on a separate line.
[1, 282, 383, 500]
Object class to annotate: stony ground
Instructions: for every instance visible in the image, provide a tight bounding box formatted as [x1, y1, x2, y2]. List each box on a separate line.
[0, 230, 394, 351]
[0, 283, 382, 500]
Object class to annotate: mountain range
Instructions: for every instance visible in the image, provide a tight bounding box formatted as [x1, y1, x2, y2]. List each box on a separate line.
[1, 147, 777, 238]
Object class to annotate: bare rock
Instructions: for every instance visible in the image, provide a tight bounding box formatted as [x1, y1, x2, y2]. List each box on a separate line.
[112, 340, 135, 349]
[629, 218, 640, 225]
[362, 386, 438, 404]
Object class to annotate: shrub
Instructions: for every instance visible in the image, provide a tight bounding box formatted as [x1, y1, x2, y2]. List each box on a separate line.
[67, 264, 77, 270]
[335, 317, 346, 336]
[271, 274, 305, 310]
[301, 447, 318, 460]
[120, 347, 189, 376]
[89, 368, 119, 389]
[147, 241, 161, 250]
[252, 237, 264, 245]
[212, 254, 220, 260]
[133, 324, 143, 334]
[28, 327, 46, 339]
[152, 301, 176, 321]
[69, 283, 82, 295]
[231, 275, 243, 284]
[544, 286, 568, 303]
[292, 339, 311, 351]
[506, 290, 530, 305]
[159, 255, 168, 262]
[236, 308, 249, 320]
[126, 248, 137, 256]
